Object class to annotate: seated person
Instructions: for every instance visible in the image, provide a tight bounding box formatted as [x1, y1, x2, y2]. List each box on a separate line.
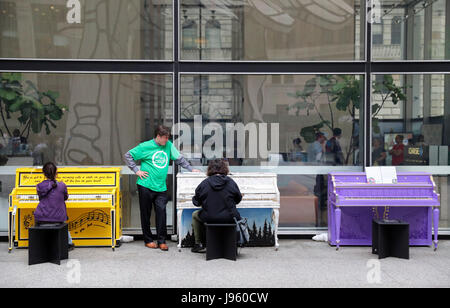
[34, 162, 74, 250]
[372, 138, 387, 166]
[191, 159, 242, 253]
[290, 138, 304, 162]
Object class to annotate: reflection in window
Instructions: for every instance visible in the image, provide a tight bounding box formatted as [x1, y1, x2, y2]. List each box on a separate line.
[180, 0, 364, 61]
[179, 74, 364, 168]
[373, 0, 448, 60]
[0, 72, 172, 167]
[372, 74, 450, 166]
[0, 0, 173, 60]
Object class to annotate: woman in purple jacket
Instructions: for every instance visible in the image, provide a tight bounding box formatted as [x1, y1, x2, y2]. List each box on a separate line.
[34, 162, 73, 249]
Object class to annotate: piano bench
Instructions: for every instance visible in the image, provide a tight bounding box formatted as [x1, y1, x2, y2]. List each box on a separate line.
[372, 219, 409, 260]
[204, 223, 238, 261]
[28, 223, 69, 266]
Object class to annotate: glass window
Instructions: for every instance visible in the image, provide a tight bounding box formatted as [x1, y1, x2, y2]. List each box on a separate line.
[371, 74, 450, 167]
[391, 16, 402, 45]
[180, 0, 365, 61]
[0, 72, 172, 166]
[372, 20, 384, 45]
[178, 74, 364, 228]
[373, 0, 448, 60]
[278, 174, 328, 228]
[0, 0, 173, 60]
[0, 72, 173, 230]
[179, 74, 364, 168]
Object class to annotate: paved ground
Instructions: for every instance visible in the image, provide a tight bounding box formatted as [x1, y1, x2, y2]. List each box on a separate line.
[1, 239, 449, 288]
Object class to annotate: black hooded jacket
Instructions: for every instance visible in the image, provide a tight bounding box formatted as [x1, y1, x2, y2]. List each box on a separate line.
[192, 174, 242, 223]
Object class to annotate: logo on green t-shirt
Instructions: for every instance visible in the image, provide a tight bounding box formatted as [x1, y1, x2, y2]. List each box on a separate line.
[152, 151, 169, 169]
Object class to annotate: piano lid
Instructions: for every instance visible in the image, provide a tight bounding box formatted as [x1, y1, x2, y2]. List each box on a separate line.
[177, 172, 279, 195]
[14, 167, 121, 188]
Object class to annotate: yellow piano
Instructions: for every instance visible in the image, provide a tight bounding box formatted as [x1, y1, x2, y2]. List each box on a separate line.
[8, 167, 122, 252]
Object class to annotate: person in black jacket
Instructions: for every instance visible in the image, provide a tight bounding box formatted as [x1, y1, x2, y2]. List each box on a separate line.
[191, 159, 242, 253]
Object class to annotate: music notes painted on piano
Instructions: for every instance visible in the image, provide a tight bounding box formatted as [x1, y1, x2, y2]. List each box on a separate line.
[8, 167, 122, 251]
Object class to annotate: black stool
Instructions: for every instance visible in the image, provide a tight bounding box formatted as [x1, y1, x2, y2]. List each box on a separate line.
[28, 223, 69, 265]
[205, 223, 237, 261]
[372, 219, 409, 260]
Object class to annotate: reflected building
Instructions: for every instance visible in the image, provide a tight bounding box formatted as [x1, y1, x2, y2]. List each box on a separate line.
[0, 0, 449, 234]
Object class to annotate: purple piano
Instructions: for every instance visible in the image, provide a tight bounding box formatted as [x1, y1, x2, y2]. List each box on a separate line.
[328, 172, 440, 250]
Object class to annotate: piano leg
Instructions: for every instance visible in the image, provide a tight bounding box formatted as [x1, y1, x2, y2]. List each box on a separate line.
[335, 208, 341, 251]
[433, 208, 439, 251]
[273, 208, 280, 251]
[177, 209, 183, 252]
[8, 211, 12, 253]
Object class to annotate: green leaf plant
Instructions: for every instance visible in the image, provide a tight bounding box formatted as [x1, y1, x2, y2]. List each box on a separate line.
[0, 73, 68, 139]
[287, 74, 407, 165]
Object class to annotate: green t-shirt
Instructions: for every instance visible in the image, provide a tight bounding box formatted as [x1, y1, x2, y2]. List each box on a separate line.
[129, 139, 180, 192]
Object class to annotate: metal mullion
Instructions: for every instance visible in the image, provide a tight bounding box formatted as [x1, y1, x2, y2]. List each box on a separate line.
[366, 0, 372, 168]
[172, 0, 180, 235]
[0, 59, 174, 73]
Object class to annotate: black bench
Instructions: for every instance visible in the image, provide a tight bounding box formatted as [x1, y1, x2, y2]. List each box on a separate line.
[372, 219, 409, 260]
[28, 223, 69, 265]
[205, 223, 238, 261]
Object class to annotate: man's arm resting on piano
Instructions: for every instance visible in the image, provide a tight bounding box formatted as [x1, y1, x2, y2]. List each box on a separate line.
[175, 155, 201, 172]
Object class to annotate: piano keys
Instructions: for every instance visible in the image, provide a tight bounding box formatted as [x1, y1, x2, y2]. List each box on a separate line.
[176, 172, 280, 251]
[8, 167, 122, 252]
[328, 172, 440, 250]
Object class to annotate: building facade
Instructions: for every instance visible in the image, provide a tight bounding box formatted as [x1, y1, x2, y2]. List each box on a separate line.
[0, 0, 449, 236]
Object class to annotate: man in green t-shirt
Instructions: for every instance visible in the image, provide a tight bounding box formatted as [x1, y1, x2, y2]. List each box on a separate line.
[124, 125, 200, 251]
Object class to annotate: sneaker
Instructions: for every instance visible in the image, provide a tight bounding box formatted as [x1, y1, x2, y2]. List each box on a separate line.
[191, 243, 206, 253]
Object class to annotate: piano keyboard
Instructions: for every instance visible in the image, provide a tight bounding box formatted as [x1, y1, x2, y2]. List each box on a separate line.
[344, 197, 433, 200]
[16, 194, 113, 202]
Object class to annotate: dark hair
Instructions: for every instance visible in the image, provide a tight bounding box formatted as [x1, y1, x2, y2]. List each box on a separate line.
[43, 162, 58, 188]
[333, 128, 342, 136]
[207, 159, 229, 177]
[155, 125, 171, 138]
[293, 138, 301, 145]
[315, 132, 325, 140]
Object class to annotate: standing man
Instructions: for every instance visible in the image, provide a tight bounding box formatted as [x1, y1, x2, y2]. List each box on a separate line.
[307, 132, 326, 164]
[389, 134, 405, 166]
[325, 128, 344, 166]
[124, 125, 200, 251]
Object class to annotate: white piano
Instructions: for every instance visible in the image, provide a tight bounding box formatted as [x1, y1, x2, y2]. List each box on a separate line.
[176, 172, 280, 251]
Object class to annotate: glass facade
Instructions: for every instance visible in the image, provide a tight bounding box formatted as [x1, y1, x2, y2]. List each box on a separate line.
[0, 0, 173, 60]
[372, 0, 449, 61]
[0, 0, 449, 235]
[180, 0, 365, 61]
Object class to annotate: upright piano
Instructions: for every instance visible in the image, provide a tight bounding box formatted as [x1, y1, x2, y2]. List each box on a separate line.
[328, 172, 440, 250]
[177, 172, 280, 251]
[8, 167, 122, 252]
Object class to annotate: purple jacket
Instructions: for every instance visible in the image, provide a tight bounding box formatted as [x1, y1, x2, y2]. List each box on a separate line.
[34, 180, 69, 223]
